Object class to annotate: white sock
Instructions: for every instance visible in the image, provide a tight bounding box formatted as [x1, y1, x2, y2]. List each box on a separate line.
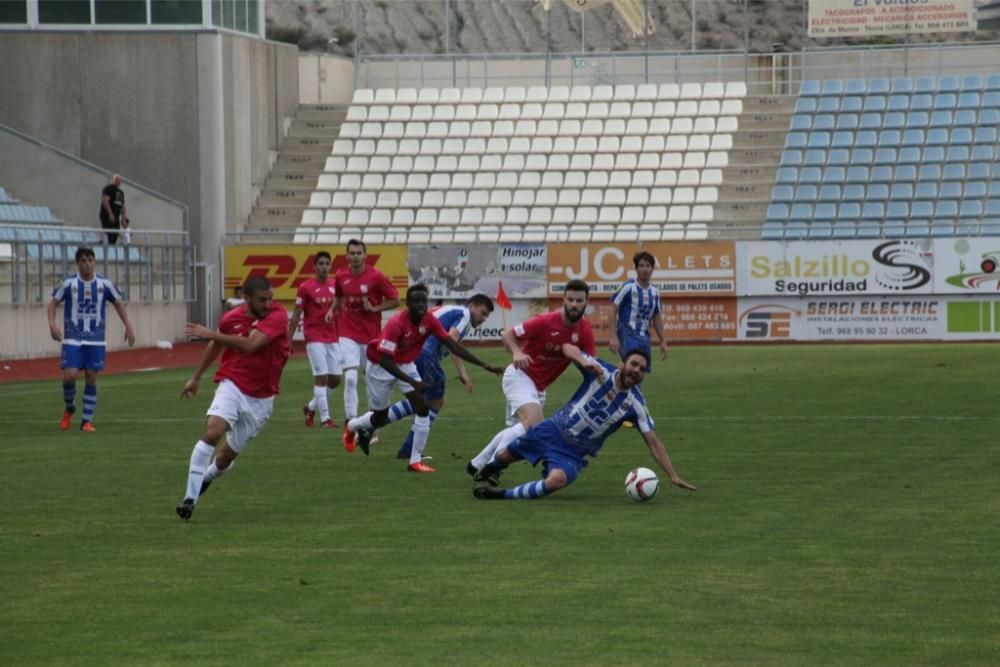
[409, 415, 432, 465]
[348, 412, 373, 433]
[314, 385, 330, 422]
[473, 423, 526, 468]
[204, 460, 232, 483]
[185, 441, 214, 502]
[308, 397, 316, 411]
[343, 368, 359, 419]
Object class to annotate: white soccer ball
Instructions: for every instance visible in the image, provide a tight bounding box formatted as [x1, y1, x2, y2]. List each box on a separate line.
[625, 467, 660, 502]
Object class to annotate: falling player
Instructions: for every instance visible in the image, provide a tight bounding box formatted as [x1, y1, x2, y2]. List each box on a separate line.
[469, 279, 596, 484]
[327, 239, 400, 451]
[175, 276, 290, 520]
[343, 284, 503, 471]
[473, 348, 696, 500]
[288, 251, 342, 429]
[47, 246, 136, 432]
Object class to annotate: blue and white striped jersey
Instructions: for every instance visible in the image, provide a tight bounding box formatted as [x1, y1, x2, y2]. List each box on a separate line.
[421, 305, 471, 359]
[551, 358, 655, 456]
[52, 274, 122, 346]
[612, 279, 661, 337]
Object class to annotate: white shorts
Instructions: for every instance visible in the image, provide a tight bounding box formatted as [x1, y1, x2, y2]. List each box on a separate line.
[502, 365, 546, 426]
[365, 362, 421, 411]
[206, 379, 275, 453]
[338, 338, 368, 370]
[306, 341, 343, 377]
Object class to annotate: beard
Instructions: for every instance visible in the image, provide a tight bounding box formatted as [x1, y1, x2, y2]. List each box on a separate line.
[564, 306, 585, 323]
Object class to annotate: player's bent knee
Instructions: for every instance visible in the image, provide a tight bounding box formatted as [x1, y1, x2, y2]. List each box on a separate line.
[313, 374, 328, 386]
[327, 375, 341, 389]
[215, 443, 238, 468]
[518, 404, 545, 427]
[545, 469, 569, 490]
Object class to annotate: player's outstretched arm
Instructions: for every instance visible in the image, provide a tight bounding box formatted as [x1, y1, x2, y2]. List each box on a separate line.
[184, 323, 270, 354]
[46, 298, 62, 342]
[501, 328, 531, 369]
[112, 300, 136, 346]
[181, 340, 223, 398]
[441, 337, 503, 376]
[560, 343, 603, 376]
[642, 430, 696, 491]
[608, 301, 621, 354]
[448, 327, 473, 392]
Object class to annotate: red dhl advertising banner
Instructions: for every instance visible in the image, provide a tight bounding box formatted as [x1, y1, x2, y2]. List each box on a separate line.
[223, 245, 409, 302]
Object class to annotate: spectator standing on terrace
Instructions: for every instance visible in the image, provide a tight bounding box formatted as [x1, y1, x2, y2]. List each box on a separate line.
[99, 174, 127, 245]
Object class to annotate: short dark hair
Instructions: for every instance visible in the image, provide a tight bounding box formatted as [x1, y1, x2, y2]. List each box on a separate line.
[408, 283, 429, 297]
[243, 276, 272, 297]
[622, 348, 651, 368]
[467, 293, 494, 312]
[633, 251, 656, 269]
[75, 246, 95, 262]
[564, 279, 590, 297]
[346, 239, 366, 253]
[314, 250, 332, 264]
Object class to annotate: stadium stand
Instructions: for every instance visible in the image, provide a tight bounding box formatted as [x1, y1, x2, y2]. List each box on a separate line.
[0, 185, 139, 261]
[768, 75, 1000, 239]
[294, 82, 748, 243]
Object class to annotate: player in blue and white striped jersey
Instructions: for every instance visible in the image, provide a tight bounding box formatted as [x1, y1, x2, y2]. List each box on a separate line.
[376, 294, 495, 471]
[472, 348, 696, 500]
[609, 251, 668, 370]
[47, 246, 135, 432]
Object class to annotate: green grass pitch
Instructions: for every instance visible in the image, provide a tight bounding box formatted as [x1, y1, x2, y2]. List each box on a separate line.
[2, 344, 999, 666]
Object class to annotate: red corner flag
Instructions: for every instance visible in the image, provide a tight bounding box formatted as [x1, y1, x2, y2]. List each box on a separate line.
[496, 280, 512, 310]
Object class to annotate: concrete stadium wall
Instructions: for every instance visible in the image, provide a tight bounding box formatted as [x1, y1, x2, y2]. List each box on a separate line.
[0, 125, 187, 233]
[299, 53, 355, 104]
[1, 301, 188, 360]
[0, 30, 299, 322]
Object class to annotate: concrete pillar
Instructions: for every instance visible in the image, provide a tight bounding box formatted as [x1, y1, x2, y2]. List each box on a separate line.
[196, 33, 227, 326]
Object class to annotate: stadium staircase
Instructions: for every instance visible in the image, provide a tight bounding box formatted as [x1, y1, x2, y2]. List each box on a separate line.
[248, 104, 348, 238]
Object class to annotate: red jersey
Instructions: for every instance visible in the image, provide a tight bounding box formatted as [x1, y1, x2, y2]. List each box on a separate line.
[214, 305, 290, 398]
[512, 310, 596, 391]
[295, 277, 337, 343]
[367, 309, 449, 365]
[334, 266, 399, 344]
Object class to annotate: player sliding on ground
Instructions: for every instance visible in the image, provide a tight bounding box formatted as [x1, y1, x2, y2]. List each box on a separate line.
[468, 279, 595, 484]
[175, 276, 290, 520]
[473, 348, 696, 500]
[343, 284, 504, 471]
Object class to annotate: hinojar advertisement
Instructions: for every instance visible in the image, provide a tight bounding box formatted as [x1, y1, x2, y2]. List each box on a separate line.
[932, 237, 1000, 293]
[223, 244, 409, 302]
[737, 239, 934, 297]
[547, 241, 736, 298]
[736, 296, 945, 341]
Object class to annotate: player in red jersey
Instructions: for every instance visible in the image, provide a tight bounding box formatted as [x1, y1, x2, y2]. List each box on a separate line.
[288, 251, 342, 429]
[175, 276, 291, 520]
[327, 239, 400, 450]
[343, 284, 503, 471]
[469, 279, 598, 484]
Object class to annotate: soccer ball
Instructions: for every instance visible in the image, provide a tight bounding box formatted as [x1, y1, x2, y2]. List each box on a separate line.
[625, 467, 660, 502]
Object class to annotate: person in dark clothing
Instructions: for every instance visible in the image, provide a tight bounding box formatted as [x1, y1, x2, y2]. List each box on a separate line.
[99, 174, 127, 244]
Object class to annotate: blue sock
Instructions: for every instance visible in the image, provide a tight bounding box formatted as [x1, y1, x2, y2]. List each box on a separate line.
[386, 400, 414, 425]
[62, 380, 76, 412]
[398, 408, 438, 458]
[504, 479, 550, 500]
[82, 384, 97, 423]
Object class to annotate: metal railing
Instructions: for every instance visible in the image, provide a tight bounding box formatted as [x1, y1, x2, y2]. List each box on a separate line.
[0, 224, 194, 305]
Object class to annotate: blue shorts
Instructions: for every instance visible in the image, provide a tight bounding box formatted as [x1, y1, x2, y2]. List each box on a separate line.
[506, 419, 588, 485]
[616, 329, 652, 371]
[61, 344, 106, 371]
[415, 353, 446, 401]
